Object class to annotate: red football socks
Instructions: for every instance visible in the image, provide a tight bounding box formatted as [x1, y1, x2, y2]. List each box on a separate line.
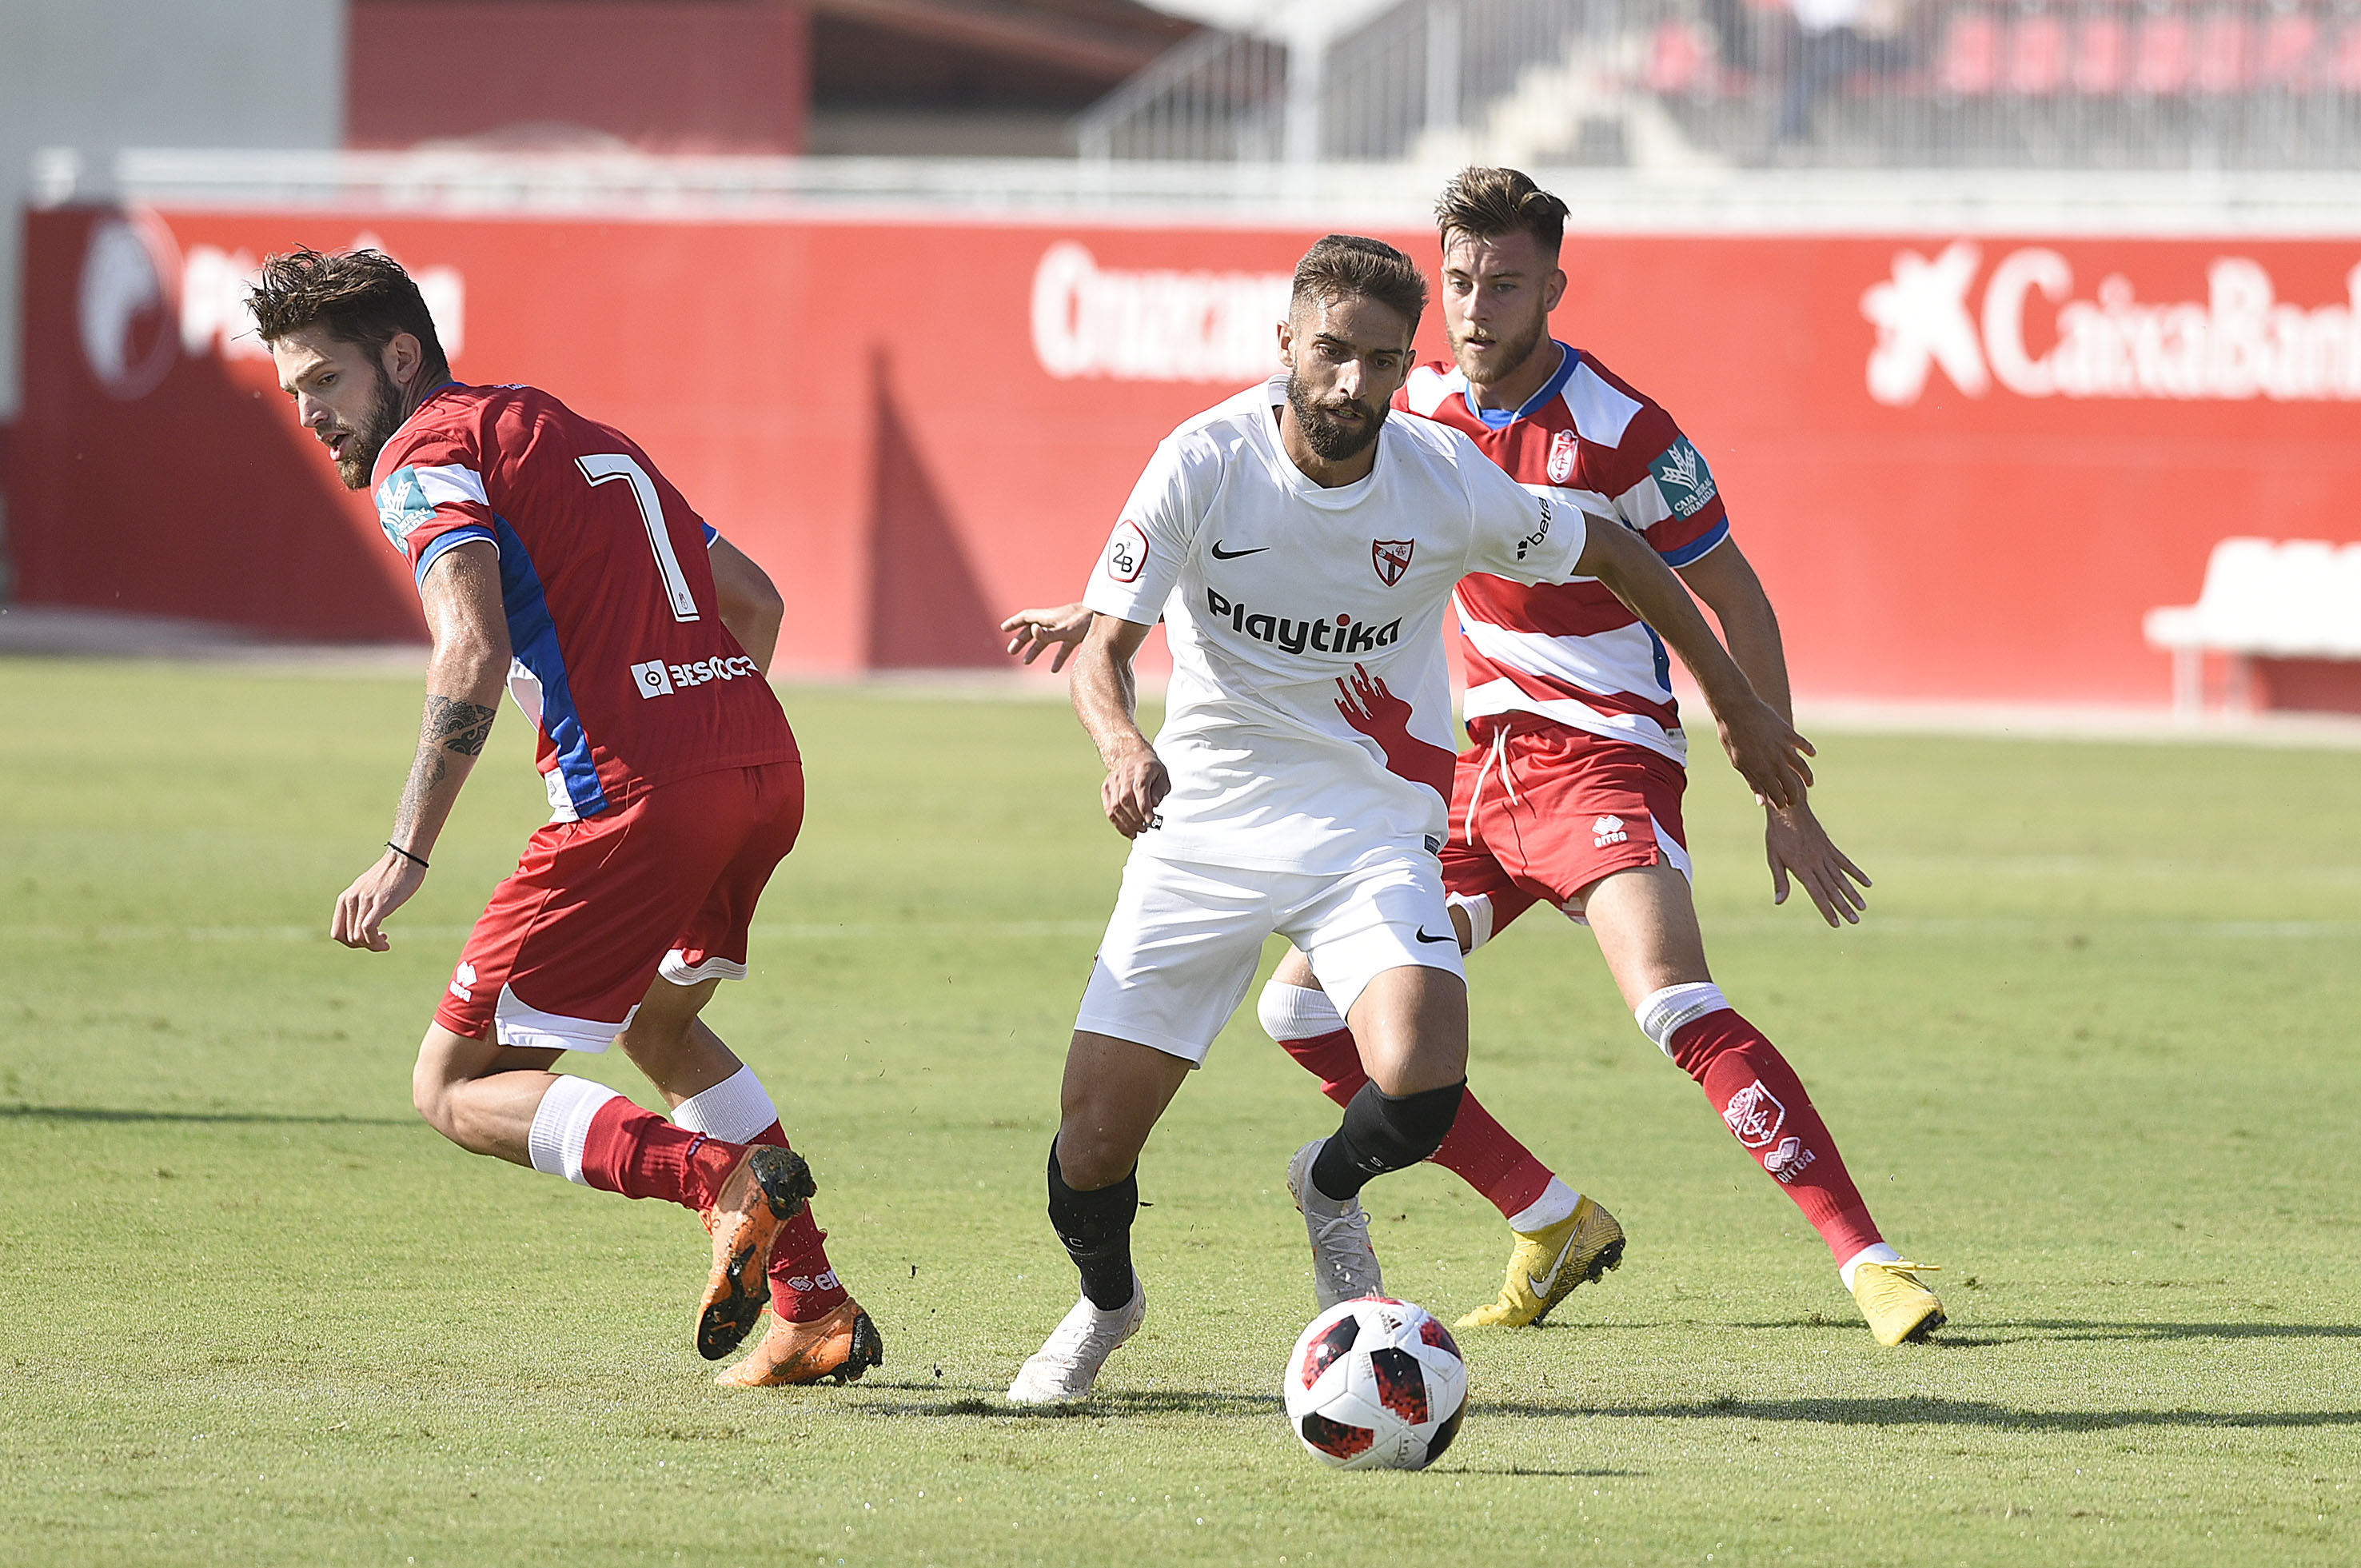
[1278, 1027, 1557, 1221]
[576, 1096, 743, 1211]
[1666, 1009, 1884, 1263]
[748, 1120, 850, 1324]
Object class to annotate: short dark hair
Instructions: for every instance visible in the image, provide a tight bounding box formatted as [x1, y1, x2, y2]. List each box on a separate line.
[1434, 166, 1570, 260]
[1291, 233, 1428, 335]
[248, 247, 451, 381]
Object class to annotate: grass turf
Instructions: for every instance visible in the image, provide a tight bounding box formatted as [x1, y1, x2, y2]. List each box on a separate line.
[1, 657, 2356, 1566]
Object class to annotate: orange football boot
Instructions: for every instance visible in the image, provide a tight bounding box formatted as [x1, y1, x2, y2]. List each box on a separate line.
[716, 1301, 886, 1387]
[696, 1144, 816, 1361]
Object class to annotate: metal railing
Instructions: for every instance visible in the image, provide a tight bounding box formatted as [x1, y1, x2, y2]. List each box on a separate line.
[1073, 26, 1291, 162]
[1075, 0, 2361, 170]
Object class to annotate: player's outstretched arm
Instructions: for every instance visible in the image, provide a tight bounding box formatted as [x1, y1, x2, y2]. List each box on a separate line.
[1573, 519, 1813, 810]
[1069, 613, 1167, 837]
[1000, 602, 1095, 672]
[332, 541, 511, 952]
[1677, 541, 1871, 926]
[709, 535, 784, 676]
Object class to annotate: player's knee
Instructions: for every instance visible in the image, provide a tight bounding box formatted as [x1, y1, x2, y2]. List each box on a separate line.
[1049, 1123, 1137, 1192]
[1445, 892, 1494, 954]
[1634, 982, 1729, 1058]
[410, 1067, 457, 1139]
[1258, 977, 1345, 1044]
[1341, 1079, 1467, 1169]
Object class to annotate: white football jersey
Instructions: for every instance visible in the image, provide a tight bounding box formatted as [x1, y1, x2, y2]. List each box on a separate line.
[1083, 375, 1606, 875]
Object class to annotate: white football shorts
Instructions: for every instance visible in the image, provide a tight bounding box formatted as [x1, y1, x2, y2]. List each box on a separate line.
[1074, 845, 1465, 1066]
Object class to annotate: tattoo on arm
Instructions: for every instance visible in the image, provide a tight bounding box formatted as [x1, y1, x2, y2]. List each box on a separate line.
[389, 696, 497, 848]
[424, 696, 498, 756]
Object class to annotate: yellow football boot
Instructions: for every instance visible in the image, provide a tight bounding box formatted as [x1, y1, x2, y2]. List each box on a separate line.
[1455, 1195, 1626, 1328]
[1851, 1260, 1945, 1346]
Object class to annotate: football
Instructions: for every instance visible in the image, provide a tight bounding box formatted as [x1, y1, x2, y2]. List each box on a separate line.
[1283, 1297, 1469, 1470]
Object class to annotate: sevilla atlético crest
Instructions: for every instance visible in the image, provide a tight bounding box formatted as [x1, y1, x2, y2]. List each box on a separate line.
[1371, 539, 1414, 586]
[1546, 427, 1580, 485]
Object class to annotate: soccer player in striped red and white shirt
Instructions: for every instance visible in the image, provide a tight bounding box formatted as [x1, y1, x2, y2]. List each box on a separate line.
[1006, 170, 1944, 1347]
[1266, 169, 1943, 1347]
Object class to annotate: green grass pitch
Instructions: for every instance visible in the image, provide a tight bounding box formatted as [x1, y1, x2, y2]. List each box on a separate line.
[2, 658, 2357, 1566]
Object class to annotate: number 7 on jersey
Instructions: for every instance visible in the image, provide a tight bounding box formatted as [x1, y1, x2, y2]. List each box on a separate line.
[578, 453, 700, 622]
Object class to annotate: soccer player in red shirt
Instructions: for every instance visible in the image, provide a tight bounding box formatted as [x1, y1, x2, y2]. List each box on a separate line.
[253, 248, 881, 1385]
[1004, 169, 1944, 1347]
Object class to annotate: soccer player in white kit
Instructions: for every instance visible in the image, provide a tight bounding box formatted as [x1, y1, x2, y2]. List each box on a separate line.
[1006, 235, 1814, 1403]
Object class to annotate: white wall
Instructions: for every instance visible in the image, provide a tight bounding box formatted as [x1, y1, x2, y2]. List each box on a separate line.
[0, 0, 343, 421]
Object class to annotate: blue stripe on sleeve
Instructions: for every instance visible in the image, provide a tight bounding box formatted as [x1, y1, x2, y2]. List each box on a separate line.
[413, 525, 497, 585]
[702, 523, 719, 545]
[1661, 519, 1730, 569]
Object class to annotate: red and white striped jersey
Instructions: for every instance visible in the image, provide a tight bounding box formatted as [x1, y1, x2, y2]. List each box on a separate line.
[1399, 344, 1731, 765]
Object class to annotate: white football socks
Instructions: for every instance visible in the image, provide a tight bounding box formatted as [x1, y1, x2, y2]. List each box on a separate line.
[1258, 979, 1346, 1042]
[525, 1075, 620, 1185]
[1838, 1242, 1904, 1291]
[1505, 1175, 1581, 1234]
[669, 1063, 780, 1143]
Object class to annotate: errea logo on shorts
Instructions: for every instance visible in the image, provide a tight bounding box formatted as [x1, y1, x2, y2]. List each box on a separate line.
[1593, 814, 1628, 847]
[632, 655, 760, 698]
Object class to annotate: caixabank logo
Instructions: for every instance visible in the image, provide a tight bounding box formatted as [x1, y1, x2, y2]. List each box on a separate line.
[1862, 241, 2361, 405]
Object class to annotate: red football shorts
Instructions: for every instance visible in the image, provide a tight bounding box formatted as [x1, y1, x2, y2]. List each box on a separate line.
[434, 760, 804, 1051]
[1439, 722, 1690, 935]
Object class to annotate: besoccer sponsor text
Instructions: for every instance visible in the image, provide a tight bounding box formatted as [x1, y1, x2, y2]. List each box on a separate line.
[1204, 587, 1400, 656]
[631, 654, 761, 698]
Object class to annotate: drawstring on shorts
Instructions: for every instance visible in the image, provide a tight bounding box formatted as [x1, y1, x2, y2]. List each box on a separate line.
[1463, 727, 1519, 842]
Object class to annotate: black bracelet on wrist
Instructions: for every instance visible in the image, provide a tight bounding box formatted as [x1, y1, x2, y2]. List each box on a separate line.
[386, 840, 430, 869]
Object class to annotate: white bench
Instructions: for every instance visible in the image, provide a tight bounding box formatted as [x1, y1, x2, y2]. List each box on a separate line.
[2144, 537, 2361, 715]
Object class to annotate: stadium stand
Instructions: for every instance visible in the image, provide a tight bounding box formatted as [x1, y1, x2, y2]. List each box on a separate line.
[1076, 0, 2361, 170]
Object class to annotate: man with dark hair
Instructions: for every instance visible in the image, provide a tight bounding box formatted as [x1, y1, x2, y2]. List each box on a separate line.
[255, 246, 883, 1386]
[1004, 170, 1945, 1349]
[1261, 166, 1944, 1346]
[1005, 233, 1813, 1403]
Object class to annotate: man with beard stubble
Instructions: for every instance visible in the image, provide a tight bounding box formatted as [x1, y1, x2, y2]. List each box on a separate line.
[254, 245, 882, 1386]
[1005, 232, 1813, 1403]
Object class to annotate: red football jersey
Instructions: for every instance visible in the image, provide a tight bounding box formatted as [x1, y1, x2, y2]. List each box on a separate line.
[1399, 345, 1730, 766]
[371, 382, 796, 820]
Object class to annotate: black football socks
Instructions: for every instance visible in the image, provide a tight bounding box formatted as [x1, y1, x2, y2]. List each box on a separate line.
[1308, 1079, 1468, 1202]
[1046, 1139, 1139, 1311]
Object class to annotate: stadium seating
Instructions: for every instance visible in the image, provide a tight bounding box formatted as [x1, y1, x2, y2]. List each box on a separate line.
[2144, 537, 2361, 713]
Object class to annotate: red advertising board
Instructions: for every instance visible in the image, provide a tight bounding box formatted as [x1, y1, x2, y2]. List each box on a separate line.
[17, 202, 2361, 704]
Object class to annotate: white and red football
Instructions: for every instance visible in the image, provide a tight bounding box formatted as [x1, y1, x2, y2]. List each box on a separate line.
[1283, 1296, 1469, 1470]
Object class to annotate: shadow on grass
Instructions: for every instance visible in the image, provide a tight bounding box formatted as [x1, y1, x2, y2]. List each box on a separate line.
[1977, 1319, 2361, 1343]
[0, 1103, 409, 1127]
[799, 1377, 2359, 1437]
[1514, 1397, 2361, 1431]
[1446, 1466, 1645, 1478]
[851, 1386, 1286, 1421]
[1718, 1315, 2361, 1347]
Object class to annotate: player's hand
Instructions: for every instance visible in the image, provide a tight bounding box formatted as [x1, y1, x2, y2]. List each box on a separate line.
[332, 850, 428, 952]
[1713, 696, 1814, 811]
[1765, 799, 1871, 927]
[1001, 603, 1095, 672]
[1100, 739, 1171, 838]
